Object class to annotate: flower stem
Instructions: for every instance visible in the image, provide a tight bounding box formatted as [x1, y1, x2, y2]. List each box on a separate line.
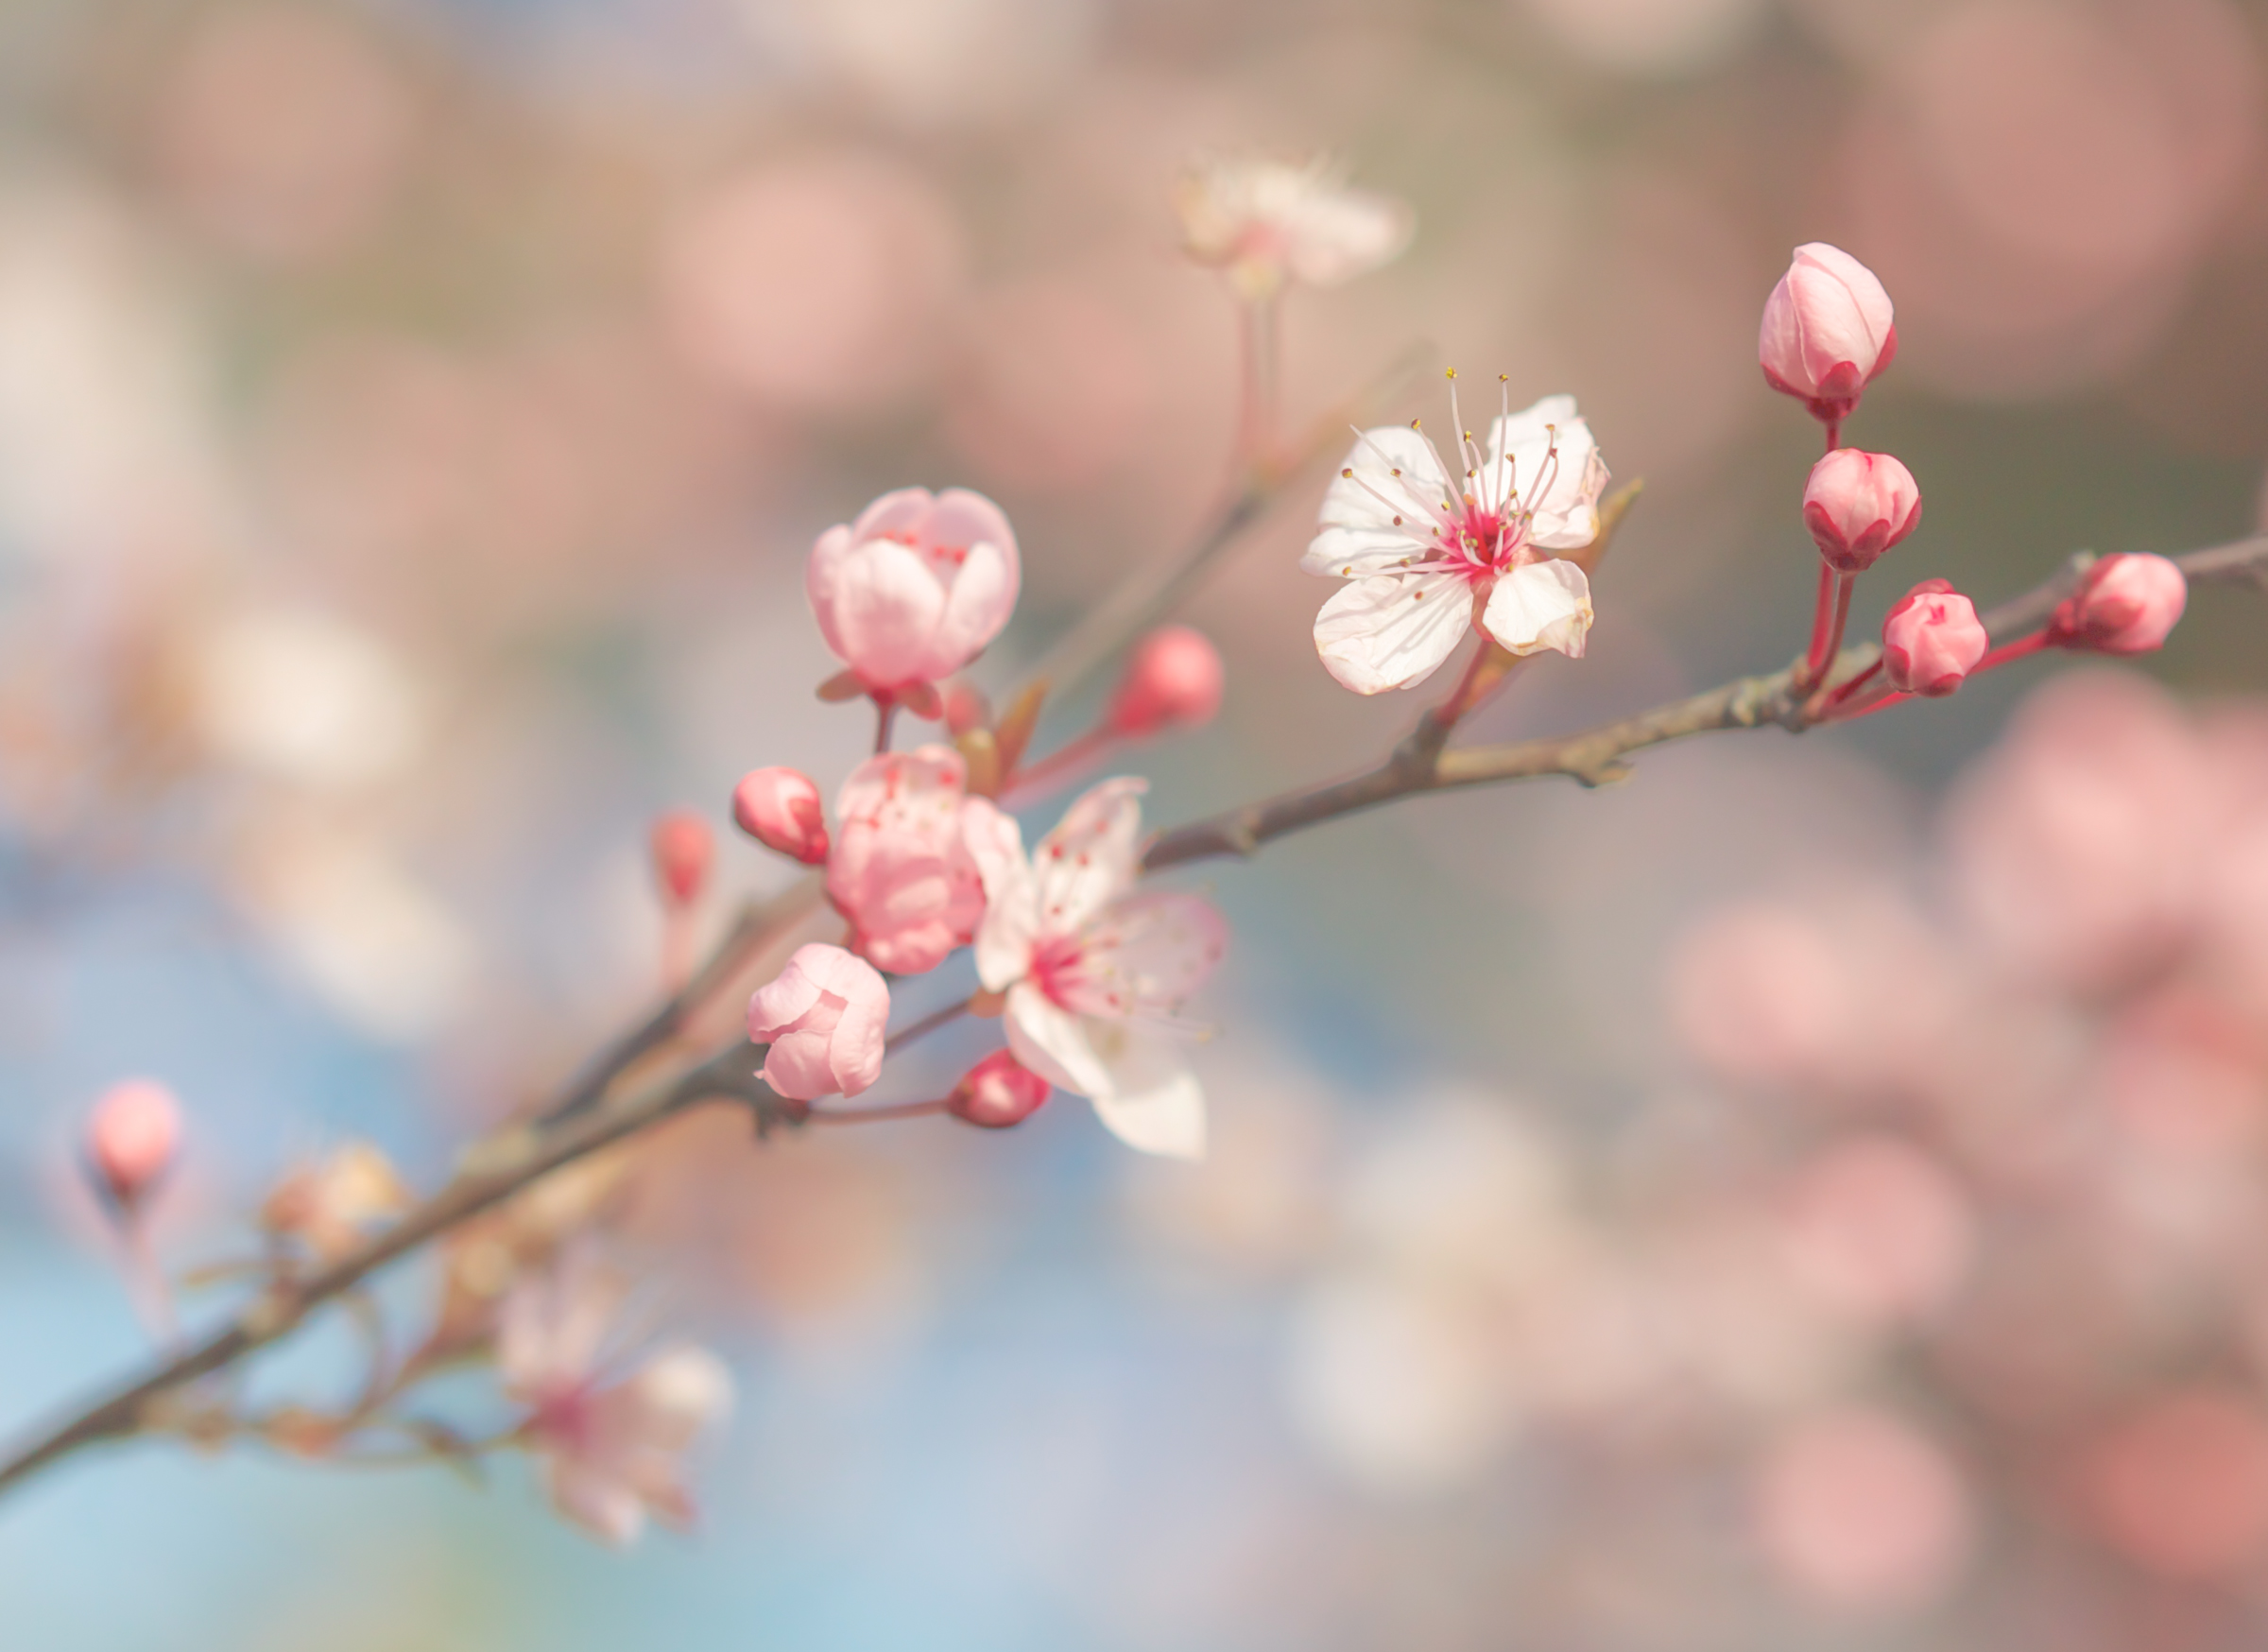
[885, 996, 971, 1056]
[1971, 630, 2053, 674]
[807, 1097, 951, 1127]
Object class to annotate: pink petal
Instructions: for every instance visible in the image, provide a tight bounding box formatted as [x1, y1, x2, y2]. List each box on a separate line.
[831, 541, 949, 691]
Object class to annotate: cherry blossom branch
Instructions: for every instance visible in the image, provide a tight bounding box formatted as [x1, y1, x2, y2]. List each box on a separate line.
[0, 1042, 790, 1499]
[1143, 532, 2268, 872]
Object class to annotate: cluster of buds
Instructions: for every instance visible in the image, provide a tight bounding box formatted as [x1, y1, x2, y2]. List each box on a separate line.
[1758, 244, 2189, 716]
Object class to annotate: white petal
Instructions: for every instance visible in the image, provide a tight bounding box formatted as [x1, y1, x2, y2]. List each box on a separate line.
[1005, 980, 1111, 1097]
[1031, 778, 1146, 937]
[1053, 892, 1228, 1019]
[1301, 425, 1453, 578]
[1282, 188, 1415, 287]
[1084, 1025, 1208, 1160]
[1482, 559, 1593, 660]
[965, 800, 1038, 991]
[1313, 570, 1471, 695]
[1484, 395, 1607, 551]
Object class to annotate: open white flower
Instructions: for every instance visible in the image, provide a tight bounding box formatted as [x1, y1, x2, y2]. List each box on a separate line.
[1305, 386, 1609, 695]
[968, 778, 1228, 1160]
[499, 1256, 732, 1547]
[1176, 155, 1413, 303]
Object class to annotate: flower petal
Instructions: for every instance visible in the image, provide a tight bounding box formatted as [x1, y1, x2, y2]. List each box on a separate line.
[1052, 891, 1228, 1019]
[1313, 570, 1470, 694]
[1282, 188, 1415, 288]
[1084, 1024, 1208, 1160]
[1482, 559, 1593, 659]
[966, 800, 1039, 991]
[1032, 777, 1147, 937]
[1005, 980, 1111, 1096]
[830, 541, 948, 691]
[1302, 425, 1453, 577]
[923, 536, 1018, 680]
[1483, 395, 1607, 551]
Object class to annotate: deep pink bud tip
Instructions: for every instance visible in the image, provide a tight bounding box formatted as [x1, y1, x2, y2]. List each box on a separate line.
[2049, 553, 2187, 655]
[1107, 626, 1225, 738]
[1803, 449, 1922, 574]
[948, 1050, 1051, 1129]
[732, 768, 831, 866]
[87, 1079, 181, 1210]
[650, 811, 715, 906]
[1881, 578, 1987, 697]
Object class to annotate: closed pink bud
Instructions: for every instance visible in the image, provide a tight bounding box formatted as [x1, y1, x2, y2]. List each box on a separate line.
[1107, 626, 1225, 738]
[1803, 449, 1922, 574]
[948, 1050, 1052, 1129]
[807, 488, 1021, 695]
[1761, 243, 1899, 422]
[650, 811, 713, 907]
[732, 767, 829, 865]
[747, 943, 890, 1101]
[2050, 553, 2188, 655]
[86, 1079, 181, 1212]
[1881, 579, 1987, 697]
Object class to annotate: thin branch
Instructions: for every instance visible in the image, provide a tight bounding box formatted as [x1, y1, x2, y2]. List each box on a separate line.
[1143, 533, 2268, 874]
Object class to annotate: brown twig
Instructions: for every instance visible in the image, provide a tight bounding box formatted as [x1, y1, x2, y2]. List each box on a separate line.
[1142, 533, 2268, 873]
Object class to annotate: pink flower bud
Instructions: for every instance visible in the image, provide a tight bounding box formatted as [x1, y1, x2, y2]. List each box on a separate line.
[731, 767, 829, 865]
[943, 681, 991, 736]
[807, 488, 1021, 695]
[649, 811, 713, 907]
[1803, 449, 1922, 574]
[2049, 553, 2188, 655]
[86, 1079, 181, 1212]
[747, 943, 890, 1101]
[1760, 243, 1898, 422]
[1881, 579, 1987, 697]
[1106, 626, 1225, 738]
[948, 1050, 1051, 1128]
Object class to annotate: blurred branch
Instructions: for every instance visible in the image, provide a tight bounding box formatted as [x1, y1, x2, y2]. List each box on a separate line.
[0, 1034, 789, 1501]
[1016, 343, 1430, 707]
[1143, 532, 2268, 872]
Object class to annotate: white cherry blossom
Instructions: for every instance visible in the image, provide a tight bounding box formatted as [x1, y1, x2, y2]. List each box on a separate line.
[968, 778, 1227, 1160]
[1176, 155, 1413, 303]
[1305, 385, 1609, 695]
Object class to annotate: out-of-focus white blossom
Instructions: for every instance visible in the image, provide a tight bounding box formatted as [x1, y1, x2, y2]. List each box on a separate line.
[1176, 156, 1412, 303]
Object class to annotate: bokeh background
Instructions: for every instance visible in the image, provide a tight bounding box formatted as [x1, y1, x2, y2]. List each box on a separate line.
[4, 0, 2268, 1646]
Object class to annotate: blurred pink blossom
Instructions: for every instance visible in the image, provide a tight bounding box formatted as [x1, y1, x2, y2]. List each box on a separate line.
[1175, 156, 1413, 303]
[1107, 626, 1225, 739]
[826, 746, 992, 975]
[2049, 553, 2188, 655]
[807, 488, 1021, 696]
[1754, 1407, 1973, 1612]
[747, 944, 890, 1102]
[1776, 1136, 1974, 1327]
[2084, 1389, 2268, 1579]
[84, 1079, 181, 1213]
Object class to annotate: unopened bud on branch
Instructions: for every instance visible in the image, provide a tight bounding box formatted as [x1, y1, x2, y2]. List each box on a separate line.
[649, 811, 714, 907]
[732, 768, 830, 865]
[948, 1050, 1052, 1128]
[1107, 626, 1225, 738]
[1803, 449, 1922, 574]
[2049, 553, 2187, 655]
[1761, 243, 1898, 424]
[1881, 579, 1987, 697]
[85, 1079, 181, 1213]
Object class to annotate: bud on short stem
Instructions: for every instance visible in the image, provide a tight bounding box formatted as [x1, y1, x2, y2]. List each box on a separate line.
[732, 768, 830, 865]
[2047, 553, 2187, 655]
[1803, 450, 1922, 575]
[649, 811, 714, 908]
[85, 1079, 182, 1214]
[1107, 626, 1226, 739]
[947, 1051, 1051, 1129]
[1881, 579, 1987, 697]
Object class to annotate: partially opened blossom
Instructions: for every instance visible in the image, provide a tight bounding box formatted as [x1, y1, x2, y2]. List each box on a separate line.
[807, 488, 1020, 696]
[1881, 580, 1987, 697]
[746, 943, 889, 1101]
[2049, 553, 2188, 655]
[260, 1142, 413, 1261]
[1760, 243, 1898, 423]
[732, 766, 829, 865]
[948, 1050, 1052, 1129]
[1175, 155, 1413, 302]
[1305, 386, 1609, 694]
[1804, 450, 1922, 574]
[969, 778, 1226, 1159]
[499, 1256, 731, 1548]
[84, 1079, 181, 1213]
[827, 746, 991, 973]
